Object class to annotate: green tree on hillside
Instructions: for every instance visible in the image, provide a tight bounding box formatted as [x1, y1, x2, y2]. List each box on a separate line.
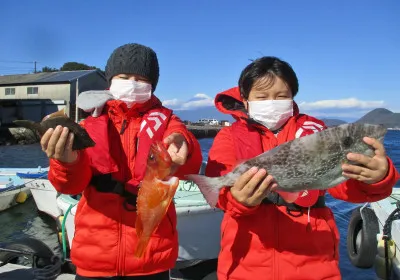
[38, 62, 105, 75]
[60, 62, 97, 71]
[41, 66, 59, 72]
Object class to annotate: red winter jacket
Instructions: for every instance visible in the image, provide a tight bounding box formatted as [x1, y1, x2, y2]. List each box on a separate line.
[48, 96, 202, 277]
[205, 87, 400, 280]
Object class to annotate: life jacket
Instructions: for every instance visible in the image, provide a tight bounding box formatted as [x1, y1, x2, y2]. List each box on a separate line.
[230, 120, 324, 209]
[83, 107, 173, 202]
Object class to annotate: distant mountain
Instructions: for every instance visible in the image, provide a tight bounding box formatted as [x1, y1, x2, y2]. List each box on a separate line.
[172, 104, 399, 128]
[320, 118, 347, 127]
[173, 108, 351, 126]
[355, 108, 400, 128]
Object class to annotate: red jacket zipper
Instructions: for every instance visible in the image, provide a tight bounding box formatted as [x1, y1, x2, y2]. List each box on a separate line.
[121, 119, 131, 276]
[117, 118, 128, 276]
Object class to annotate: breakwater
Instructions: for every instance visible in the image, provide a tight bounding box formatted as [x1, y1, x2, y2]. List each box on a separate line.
[186, 125, 222, 139]
[0, 125, 222, 146]
[0, 127, 39, 146]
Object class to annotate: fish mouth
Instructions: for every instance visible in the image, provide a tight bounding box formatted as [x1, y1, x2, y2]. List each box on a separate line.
[365, 123, 387, 140]
[376, 125, 387, 140]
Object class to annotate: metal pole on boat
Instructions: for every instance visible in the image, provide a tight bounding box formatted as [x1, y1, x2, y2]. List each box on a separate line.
[75, 78, 79, 123]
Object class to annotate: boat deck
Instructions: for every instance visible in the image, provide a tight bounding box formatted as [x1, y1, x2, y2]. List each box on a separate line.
[0, 263, 190, 280]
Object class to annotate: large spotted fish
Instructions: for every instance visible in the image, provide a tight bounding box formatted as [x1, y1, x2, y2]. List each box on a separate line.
[186, 123, 387, 208]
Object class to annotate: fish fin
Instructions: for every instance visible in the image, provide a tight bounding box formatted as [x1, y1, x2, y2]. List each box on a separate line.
[185, 174, 226, 208]
[276, 190, 300, 203]
[42, 108, 66, 121]
[134, 213, 148, 258]
[151, 177, 179, 208]
[135, 214, 143, 239]
[165, 176, 179, 201]
[134, 236, 151, 258]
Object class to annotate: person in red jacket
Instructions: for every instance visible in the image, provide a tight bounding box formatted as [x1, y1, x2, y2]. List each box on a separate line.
[40, 43, 202, 279]
[205, 56, 400, 280]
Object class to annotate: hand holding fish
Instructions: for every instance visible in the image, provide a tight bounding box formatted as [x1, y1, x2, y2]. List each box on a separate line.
[163, 133, 189, 175]
[342, 136, 389, 184]
[230, 167, 278, 207]
[40, 125, 78, 163]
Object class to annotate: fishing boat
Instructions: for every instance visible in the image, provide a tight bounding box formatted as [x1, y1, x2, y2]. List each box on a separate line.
[0, 166, 62, 219]
[18, 167, 63, 219]
[347, 188, 400, 280]
[0, 168, 34, 212]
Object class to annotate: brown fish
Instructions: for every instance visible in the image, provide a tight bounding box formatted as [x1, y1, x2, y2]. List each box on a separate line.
[13, 110, 95, 150]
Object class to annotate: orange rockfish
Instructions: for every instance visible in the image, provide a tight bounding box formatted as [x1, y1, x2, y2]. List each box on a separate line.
[134, 141, 179, 258]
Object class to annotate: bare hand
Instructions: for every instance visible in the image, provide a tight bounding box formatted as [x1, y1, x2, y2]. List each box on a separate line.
[163, 133, 189, 175]
[342, 137, 389, 184]
[40, 125, 78, 163]
[231, 167, 278, 207]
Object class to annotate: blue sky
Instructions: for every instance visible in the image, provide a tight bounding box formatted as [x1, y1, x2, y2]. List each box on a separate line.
[1, 0, 399, 120]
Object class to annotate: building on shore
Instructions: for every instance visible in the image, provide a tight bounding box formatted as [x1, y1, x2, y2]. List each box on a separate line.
[0, 70, 107, 126]
[220, 120, 231, 126]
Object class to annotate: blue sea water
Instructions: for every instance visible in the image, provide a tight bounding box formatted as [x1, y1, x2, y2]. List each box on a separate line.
[197, 130, 400, 280]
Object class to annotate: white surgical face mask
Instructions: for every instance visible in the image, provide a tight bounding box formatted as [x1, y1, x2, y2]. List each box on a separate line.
[248, 99, 294, 131]
[109, 79, 152, 108]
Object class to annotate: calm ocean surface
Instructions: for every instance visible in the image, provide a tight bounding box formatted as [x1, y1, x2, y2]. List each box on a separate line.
[0, 130, 399, 279]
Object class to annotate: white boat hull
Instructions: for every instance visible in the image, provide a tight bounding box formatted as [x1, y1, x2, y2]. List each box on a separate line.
[0, 185, 31, 212]
[370, 188, 400, 279]
[0, 167, 36, 212]
[176, 206, 223, 261]
[0, 166, 56, 213]
[27, 179, 62, 219]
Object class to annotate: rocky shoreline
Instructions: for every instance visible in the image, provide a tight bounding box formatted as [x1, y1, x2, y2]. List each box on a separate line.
[0, 127, 40, 146]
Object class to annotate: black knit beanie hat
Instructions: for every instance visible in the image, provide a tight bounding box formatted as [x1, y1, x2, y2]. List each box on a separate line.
[105, 43, 159, 92]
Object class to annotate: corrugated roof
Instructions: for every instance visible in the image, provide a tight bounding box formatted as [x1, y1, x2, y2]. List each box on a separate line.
[0, 70, 104, 86]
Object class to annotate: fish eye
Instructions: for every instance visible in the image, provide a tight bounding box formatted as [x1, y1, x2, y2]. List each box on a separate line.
[342, 136, 353, 148]
[149, 153, 155, 160]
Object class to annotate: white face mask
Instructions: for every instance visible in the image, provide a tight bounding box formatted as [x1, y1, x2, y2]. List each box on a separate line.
[248, 99, 294, 131]
[109, 79, 152, 108]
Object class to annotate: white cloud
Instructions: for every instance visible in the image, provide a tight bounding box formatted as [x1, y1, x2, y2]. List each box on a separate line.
[162, 94, 392, 120]
[193, 93, 210, 99]
[298, 98, 385, 110]
[162, 98, 182, 107]
[162, 93, 214, 110]
[304, 110, 372, 119]
[181, 98, 214, 109]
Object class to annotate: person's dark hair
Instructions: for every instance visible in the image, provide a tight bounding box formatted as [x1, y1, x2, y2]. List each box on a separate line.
[238, 56, 299, 99]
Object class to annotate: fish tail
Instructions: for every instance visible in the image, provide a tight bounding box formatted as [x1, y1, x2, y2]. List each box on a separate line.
[13, 120, 39, 131]
[185, 174, 228, 208]
[134, 236, 151, 258]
